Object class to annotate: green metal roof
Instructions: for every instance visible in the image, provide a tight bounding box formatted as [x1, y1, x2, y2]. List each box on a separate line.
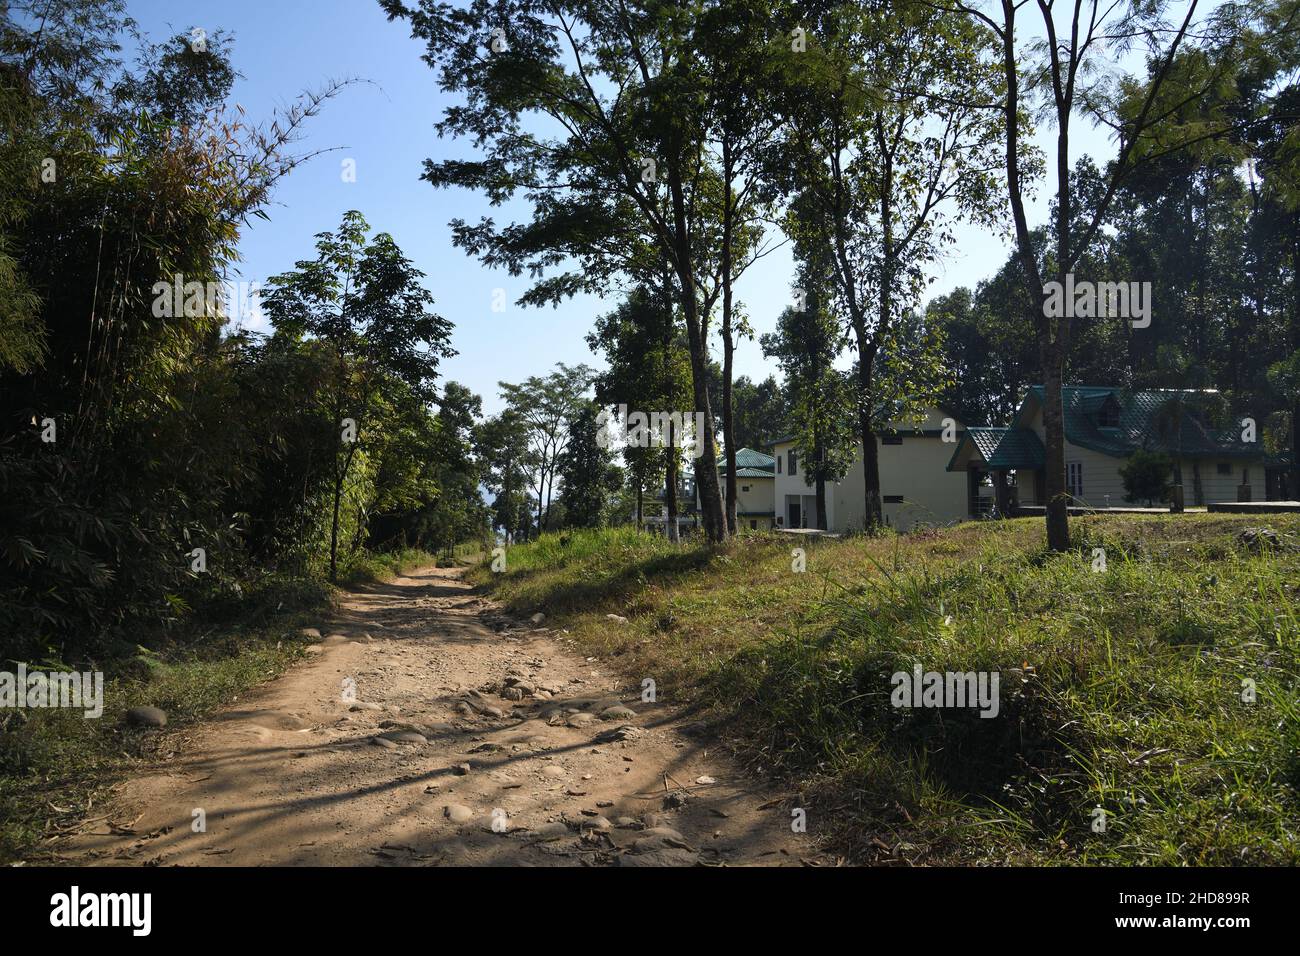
[717, 447, 775, 475]
[1018, 386, 1263, 460]
[947, 426, 1045, 471]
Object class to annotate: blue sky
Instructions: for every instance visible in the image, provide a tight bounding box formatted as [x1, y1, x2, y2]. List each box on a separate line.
[128, 0, 1124, 416]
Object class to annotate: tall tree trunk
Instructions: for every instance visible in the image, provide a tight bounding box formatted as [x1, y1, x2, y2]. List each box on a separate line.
[855, 339, 882, 530]
[665, 439, 679, 543]
[814, 433, 827, 531]
[635, 467, 644, 531]
[1041, 332, 1070, 545]
[721, 138, 738, 535]
[329, 469, 343, 583]
[856, 143, 894, 534]
[1043, 93, 1074, 551]
[542, 461, 555, 532]
[329, 443, 358, 583]
[1291, 214, 1300, 499]
[722, 319, 737, 535]
[667, 169, 726, 542]
[999, 0, 1069, 551]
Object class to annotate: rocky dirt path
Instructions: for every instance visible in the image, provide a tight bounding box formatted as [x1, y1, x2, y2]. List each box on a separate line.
[59, 566, 824, 867]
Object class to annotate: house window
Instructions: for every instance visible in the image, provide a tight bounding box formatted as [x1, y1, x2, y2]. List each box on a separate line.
[789, 452, 797, 476]
[1098, 404, 1120, 428]
[882, 434, 903, 445]
[776, 456, 781, 474]
[742, 485, 750, 493]
[1066, 461, 1084, 499]
[1217, 462, 1231, 476]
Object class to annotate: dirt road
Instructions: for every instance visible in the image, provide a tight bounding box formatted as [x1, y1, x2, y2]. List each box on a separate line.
[60, 566, 821, 866]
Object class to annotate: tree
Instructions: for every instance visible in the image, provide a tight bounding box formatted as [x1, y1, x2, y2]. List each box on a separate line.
[558, 401, 623, 527]
[382, 0, 753, 542]
[772, 0, 1005, 529]
[424, 382, 488, 557]
[262, 210, 454, 580]
[587, 286, 692, 538]
[732, 375, 789, 451]
[1120, 449, 1175, 506]
[477, 409, 534, 542]
[499, 363, 595, 533]
[1243, 6, 1300, 497]
[0, 4, 365, 656]
[761, 265, 856, 530]
[955, 0, 1230, 549]
[698, 0, 785, 533]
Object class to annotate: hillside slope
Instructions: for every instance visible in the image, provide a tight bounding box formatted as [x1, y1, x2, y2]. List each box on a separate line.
[471, 516, 1300, 865]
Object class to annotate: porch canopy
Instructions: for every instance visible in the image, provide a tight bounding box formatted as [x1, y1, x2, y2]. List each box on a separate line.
[946, 427, 1045, 473]
[947, 427, 1045, 515]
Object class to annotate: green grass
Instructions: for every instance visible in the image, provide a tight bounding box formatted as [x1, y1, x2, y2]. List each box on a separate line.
[339, 546, 443, 585]
[0, 547, 440, 864]
[469, 516, 1300, 865]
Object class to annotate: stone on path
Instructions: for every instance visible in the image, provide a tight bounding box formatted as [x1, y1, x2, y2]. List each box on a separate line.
[125, 706, 167, 728]
[378, 730, 428, 745]
[444, 804, 475, 824]
[530, 821, 568, 841]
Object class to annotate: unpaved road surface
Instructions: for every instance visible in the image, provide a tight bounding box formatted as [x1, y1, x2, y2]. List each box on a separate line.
[59, 567, 823, 866]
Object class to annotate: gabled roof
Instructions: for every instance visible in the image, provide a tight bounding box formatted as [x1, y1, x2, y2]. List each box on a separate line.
[732, 447, 775, 470]
[713, 447, 775, 478]
[1016, 386, 1262, 460]
[946, 426, 1045, 471]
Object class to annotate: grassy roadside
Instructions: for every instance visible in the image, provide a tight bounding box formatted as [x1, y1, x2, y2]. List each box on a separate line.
[0, 549, 439, 864]
[468, 517, 1300, 865]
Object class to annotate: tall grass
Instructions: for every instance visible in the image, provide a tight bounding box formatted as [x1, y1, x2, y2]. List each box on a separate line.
[475, 516, 1300, 864]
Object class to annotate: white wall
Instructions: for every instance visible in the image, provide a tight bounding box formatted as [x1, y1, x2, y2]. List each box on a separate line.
[775, 407, 968, 532]
[734, 476, 775, 517]
[771, 442, 835, 529]
[881, 434, 970, 530]
[1022, 403, 1267, 506]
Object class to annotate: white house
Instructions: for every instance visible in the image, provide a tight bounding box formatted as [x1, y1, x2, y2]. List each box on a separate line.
[726, 448, 778, 530]
[687, 448, 777, 531]
[944, 386, 1283, 510]
[680, 386, 1285, 538]
[769, 405, 969, 532]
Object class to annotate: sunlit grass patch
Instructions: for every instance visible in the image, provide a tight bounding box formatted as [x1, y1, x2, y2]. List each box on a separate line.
[476, 516, 1300, 864]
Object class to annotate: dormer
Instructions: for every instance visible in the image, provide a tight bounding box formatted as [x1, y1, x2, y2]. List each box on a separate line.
[1082, 392, 1122, 429]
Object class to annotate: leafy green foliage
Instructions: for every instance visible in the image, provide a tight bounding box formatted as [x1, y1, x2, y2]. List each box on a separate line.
[1120, 449, 1176, 506]
[557, 401, 623, 528]
[476, 515, 1300, 864]
[0, 7, 480, 667]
